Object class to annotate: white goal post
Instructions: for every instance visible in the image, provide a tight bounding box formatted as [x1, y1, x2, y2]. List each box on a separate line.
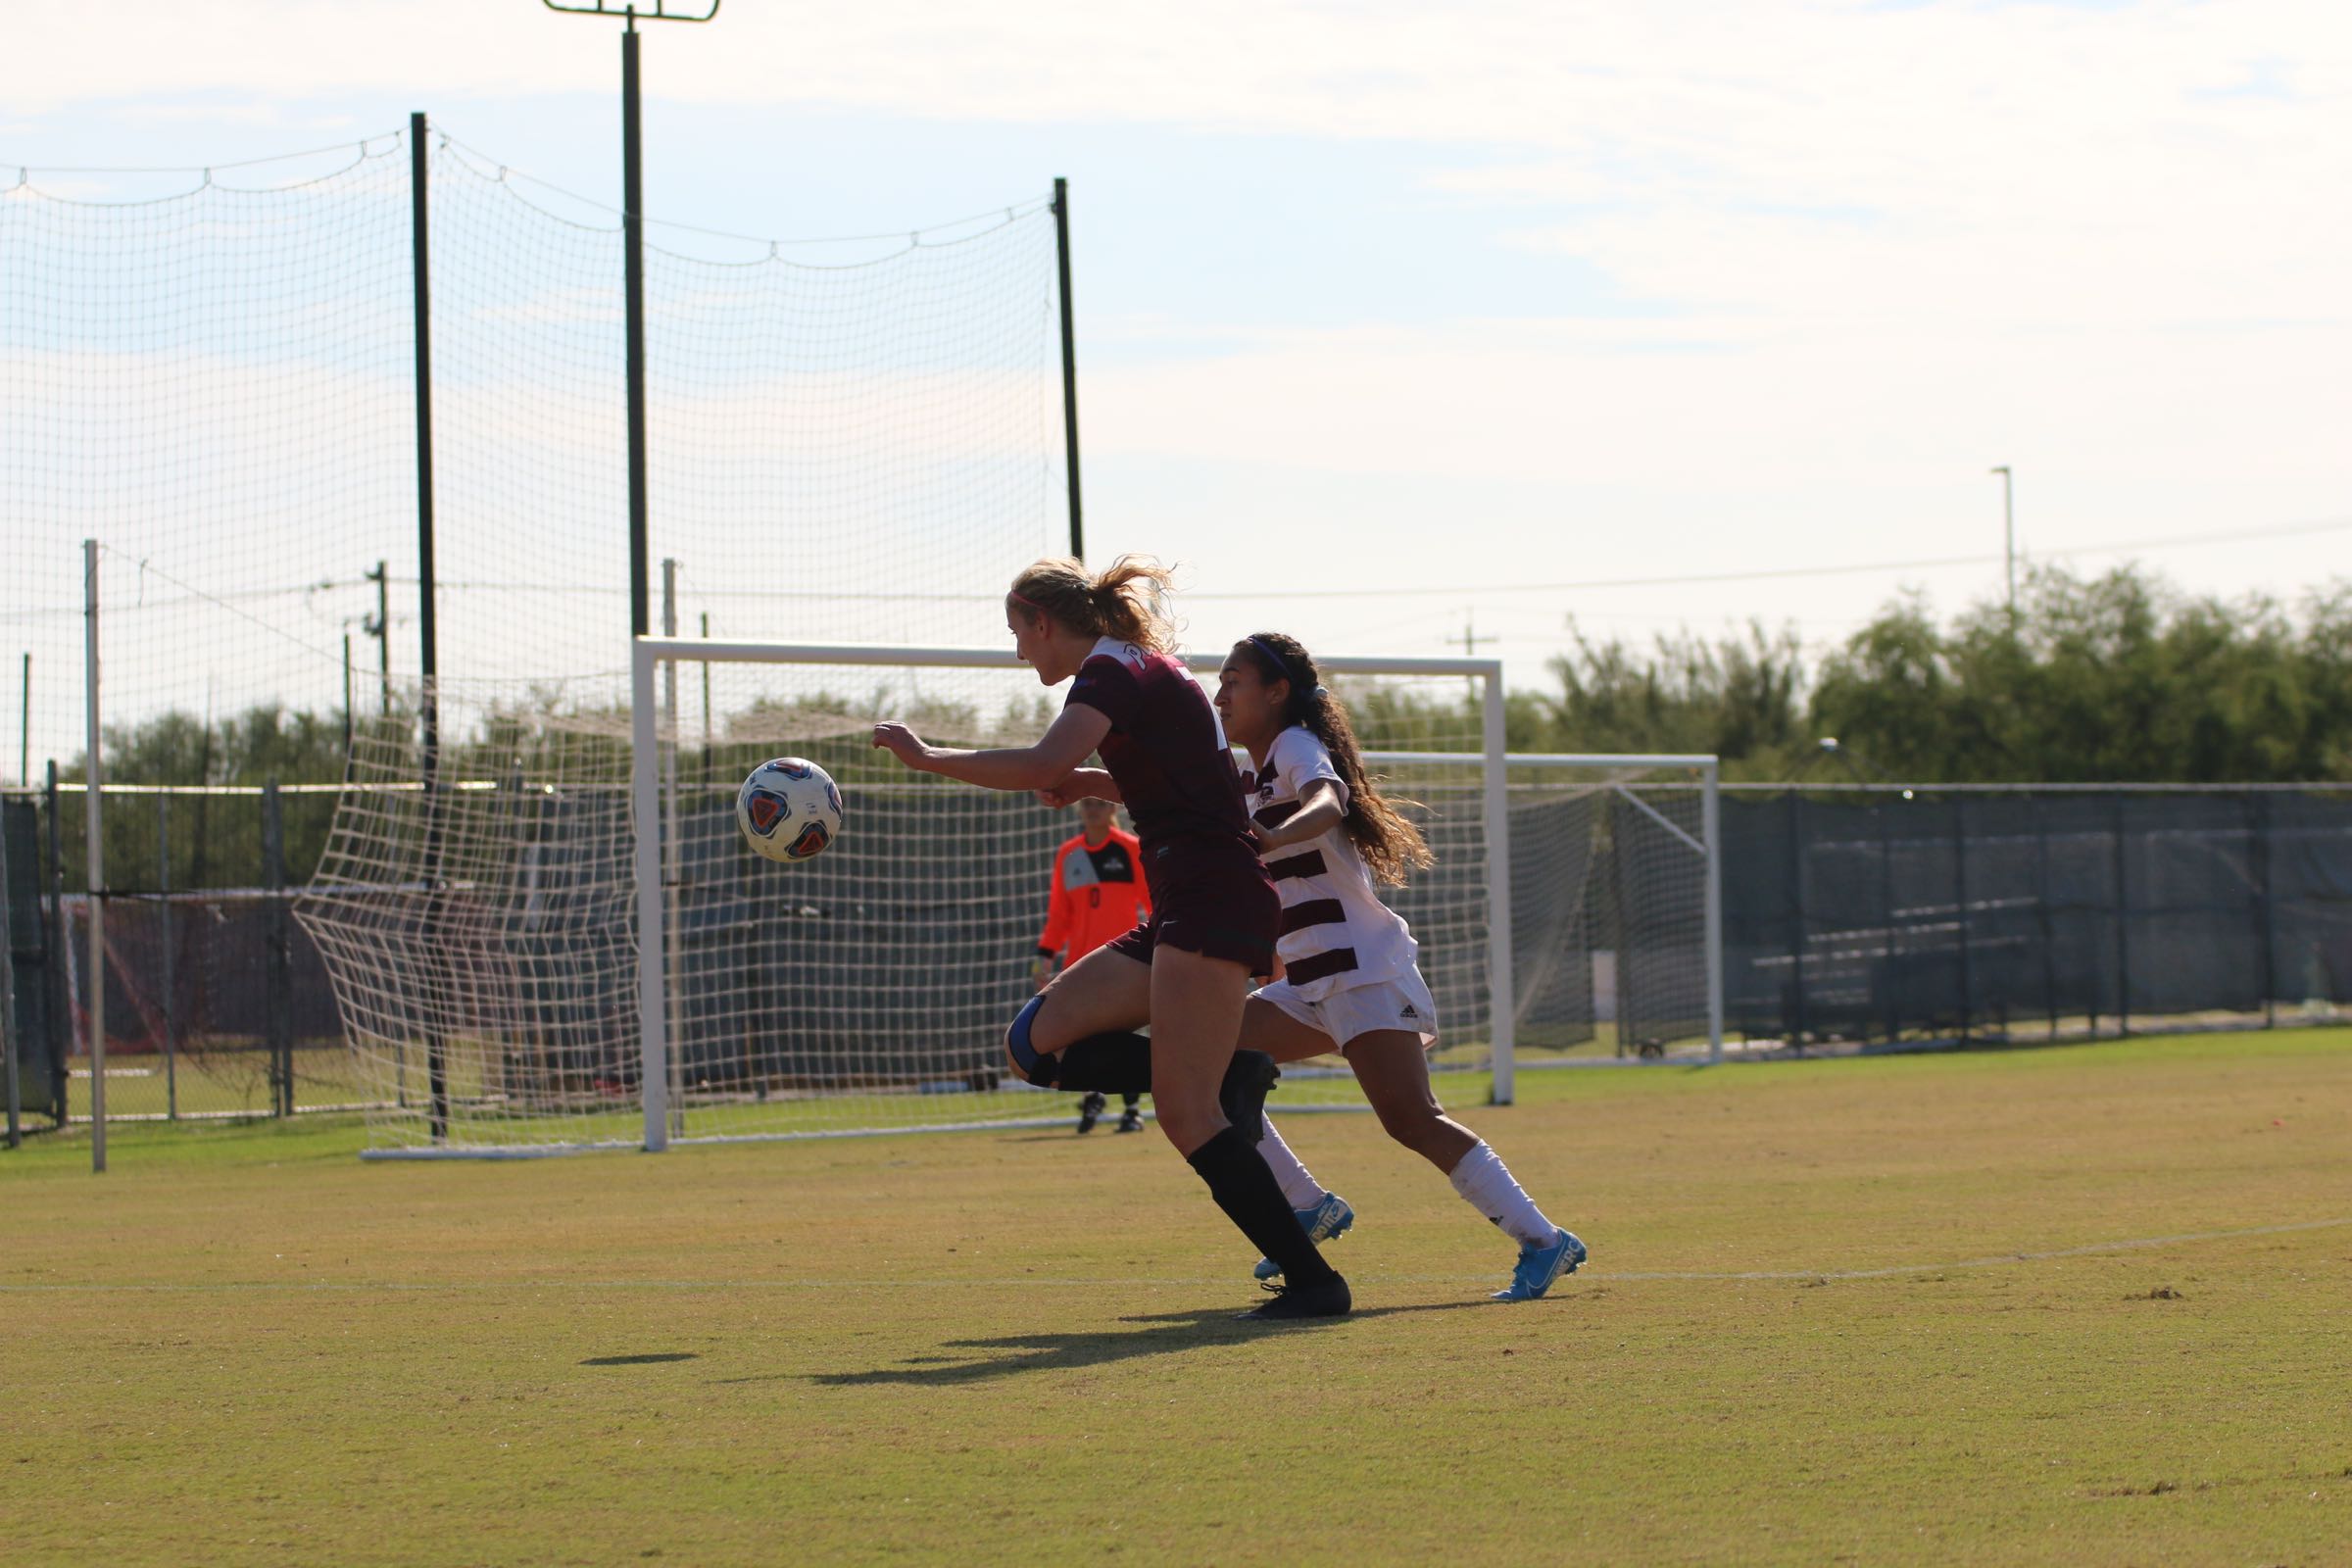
[628, 638, 1724, 1153]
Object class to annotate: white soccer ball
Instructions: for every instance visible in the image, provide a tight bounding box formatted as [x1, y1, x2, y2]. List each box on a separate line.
[736, 758, 843, 863]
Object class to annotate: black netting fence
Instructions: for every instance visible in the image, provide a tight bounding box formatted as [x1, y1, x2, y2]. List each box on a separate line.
[1721, 787, 2352, 1047]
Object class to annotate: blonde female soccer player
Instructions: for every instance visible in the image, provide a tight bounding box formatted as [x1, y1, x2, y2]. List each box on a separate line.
[1214, 631, 1585, 1302]
[872, 559, 1349, 1319]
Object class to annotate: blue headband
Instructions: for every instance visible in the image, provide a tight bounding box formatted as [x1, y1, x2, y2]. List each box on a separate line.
[1248, 636, 1329, 704]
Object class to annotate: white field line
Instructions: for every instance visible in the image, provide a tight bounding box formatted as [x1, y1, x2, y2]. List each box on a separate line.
[2, 1217, 2343, 1294]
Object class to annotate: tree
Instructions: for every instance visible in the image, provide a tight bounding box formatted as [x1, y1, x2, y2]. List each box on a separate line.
[1810, 565, 2352, 782]
[1539, 621, 1809, 779]
[58, 702, 353, 890]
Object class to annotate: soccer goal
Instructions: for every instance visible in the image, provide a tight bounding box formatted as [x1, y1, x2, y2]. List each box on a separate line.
[306, 641, 1721, 1156]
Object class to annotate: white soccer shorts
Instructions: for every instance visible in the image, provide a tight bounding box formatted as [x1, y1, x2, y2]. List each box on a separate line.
[1253, 965, 1439, 1051]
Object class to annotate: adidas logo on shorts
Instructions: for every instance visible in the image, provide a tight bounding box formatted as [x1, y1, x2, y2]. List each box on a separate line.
[1399, 1004, 1419, 1019]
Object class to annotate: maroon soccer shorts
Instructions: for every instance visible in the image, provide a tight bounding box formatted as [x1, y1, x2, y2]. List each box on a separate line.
[1103, 834, 1279, 974]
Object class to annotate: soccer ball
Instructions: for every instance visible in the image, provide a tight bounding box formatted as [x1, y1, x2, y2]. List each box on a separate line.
[736, 758, 842, 863]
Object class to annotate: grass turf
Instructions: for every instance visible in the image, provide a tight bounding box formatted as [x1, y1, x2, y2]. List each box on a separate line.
[4, 1029, 2348, 1565]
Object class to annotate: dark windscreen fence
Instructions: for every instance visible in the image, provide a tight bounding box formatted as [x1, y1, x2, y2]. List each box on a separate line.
[1720, 786, 2352, 1048]
[5, 783, 357, 1126]
[5, 796, 65, 1127]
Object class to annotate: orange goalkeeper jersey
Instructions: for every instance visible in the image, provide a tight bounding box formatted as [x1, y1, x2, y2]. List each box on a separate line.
[1037, 826, 1152, 964]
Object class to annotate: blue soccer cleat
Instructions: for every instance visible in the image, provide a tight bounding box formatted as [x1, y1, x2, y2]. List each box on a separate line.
[1252, 1194, 1355, 1281]
[1493, 1228, 1587, 1301]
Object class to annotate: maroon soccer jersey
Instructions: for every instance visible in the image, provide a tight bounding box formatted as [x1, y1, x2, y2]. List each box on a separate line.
[1063, 638, 1255, 854]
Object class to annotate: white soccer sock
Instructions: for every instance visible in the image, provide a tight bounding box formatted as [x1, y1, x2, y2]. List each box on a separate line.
[1256, 1114, 1330, 1211]
[1447, 1141, 1558, 1248]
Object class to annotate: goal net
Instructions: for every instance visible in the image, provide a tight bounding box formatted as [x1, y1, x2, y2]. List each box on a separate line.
[301, 645, 1720, 1155]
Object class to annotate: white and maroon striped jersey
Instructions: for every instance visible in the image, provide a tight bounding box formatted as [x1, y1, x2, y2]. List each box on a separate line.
[1245, 725, 1419, 1002]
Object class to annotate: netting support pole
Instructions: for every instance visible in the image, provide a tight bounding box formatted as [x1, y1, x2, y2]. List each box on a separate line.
[623, 27, 651, 639]
[633, 639, 668, 1152]
[1703, 761, 1724, 1065]
[1053, 176, 1084, 561]
[412, 110, 450, 1144]
[1480, 666, 1514, 1104]
[264, 781, 293, 1117]
[82, 541, 105, 1174]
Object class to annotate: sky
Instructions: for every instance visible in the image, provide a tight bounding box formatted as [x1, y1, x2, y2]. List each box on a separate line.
[7, 0, 2350, 733]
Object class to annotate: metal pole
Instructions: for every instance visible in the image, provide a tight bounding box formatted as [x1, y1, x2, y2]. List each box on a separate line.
[413, 111, 449, 1145]
[661, 559, 683, 1140]
[633, 639, 667, 1151]
[1480, 667, 1514, 1104]
[264, 781, 292, 1117]
[623, 24, 651, 638]
[341, 632, 355, 762]
[367, 561, 390, 717]
[699, 611, 711, 788]
[1053, 176, 1084, 561]
[158, 791, 175, 1119]
[17, 652, 25, 787]
[82, 540, 104, 1173]
[1702, 761, 1724, 1064]
[412, 112, 439, 703]
[1990, 466, 2015, 617]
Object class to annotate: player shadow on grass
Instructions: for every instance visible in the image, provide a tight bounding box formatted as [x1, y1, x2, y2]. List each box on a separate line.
[775, 1299, 1488, 1390]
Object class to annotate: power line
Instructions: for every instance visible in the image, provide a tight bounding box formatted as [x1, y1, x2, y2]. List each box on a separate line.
[13, 516, 2343, 622]
[415, 514, 2352, 604]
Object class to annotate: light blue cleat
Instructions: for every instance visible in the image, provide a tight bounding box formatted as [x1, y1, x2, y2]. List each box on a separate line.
[1252, 1194, 1355, 1281]
[1493, 1228, 1587, 1301]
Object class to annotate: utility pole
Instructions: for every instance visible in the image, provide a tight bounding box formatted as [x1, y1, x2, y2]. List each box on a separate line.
[363, 560, 391, 715]
[542, 0, 723, 642]
[1989, 466, 2016, 618]
[1446, 612, 1498, 701]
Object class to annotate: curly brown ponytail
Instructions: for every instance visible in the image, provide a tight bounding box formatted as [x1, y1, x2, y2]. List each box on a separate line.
[1008, 555, 1178, 652]
[1234, 631, 1435, 888]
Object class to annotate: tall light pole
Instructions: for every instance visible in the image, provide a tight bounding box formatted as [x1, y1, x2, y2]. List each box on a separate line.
[1989, 466, 2016, 618]
[542, 1, 723, 640]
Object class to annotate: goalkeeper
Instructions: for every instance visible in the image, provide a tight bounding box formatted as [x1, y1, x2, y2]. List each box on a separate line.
[1033, 797, 1152, 1133]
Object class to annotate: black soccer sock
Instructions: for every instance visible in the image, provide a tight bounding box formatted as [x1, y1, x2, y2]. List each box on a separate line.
[1052, 1032, 1153, 1096]
[1186, 1124, 1339, 1287]
[1121, 1093, 1141, 1111]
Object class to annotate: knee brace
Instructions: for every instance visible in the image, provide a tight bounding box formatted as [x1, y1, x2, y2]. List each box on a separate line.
[1005, 993, 1059, 1087]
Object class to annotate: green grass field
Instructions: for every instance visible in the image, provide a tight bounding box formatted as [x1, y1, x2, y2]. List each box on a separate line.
[6, 1030, 2348, 1565]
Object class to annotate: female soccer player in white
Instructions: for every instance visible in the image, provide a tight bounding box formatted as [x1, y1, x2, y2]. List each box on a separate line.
[1215, 631, 1586, 1301]
[872, 559, 1350, 1319]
